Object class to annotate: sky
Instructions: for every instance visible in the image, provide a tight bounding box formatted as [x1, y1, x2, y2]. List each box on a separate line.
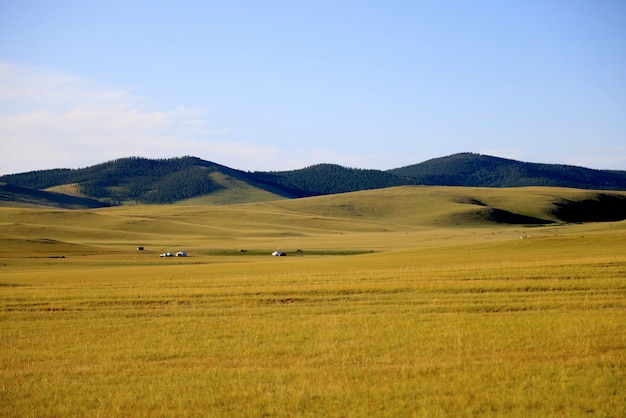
[1, 0, 625, 175]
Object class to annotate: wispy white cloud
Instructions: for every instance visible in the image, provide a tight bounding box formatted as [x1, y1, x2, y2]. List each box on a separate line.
[0, 62, 282, 175]
[6, 62, 619, 175]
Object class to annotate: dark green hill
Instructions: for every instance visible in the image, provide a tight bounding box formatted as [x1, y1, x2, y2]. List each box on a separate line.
[0, 158, 410, 205]
[388, 153, 626, 190]
[1, 153, 625, 208]
[1, 157, 244, 205]
[252, 164, 412, 197]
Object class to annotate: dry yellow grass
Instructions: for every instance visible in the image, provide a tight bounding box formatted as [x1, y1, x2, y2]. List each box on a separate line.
[1, 186, 625, 416]
[44, 183, 87, 198]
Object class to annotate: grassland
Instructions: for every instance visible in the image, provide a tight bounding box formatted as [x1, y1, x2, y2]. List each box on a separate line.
[1, 186, 625, 417]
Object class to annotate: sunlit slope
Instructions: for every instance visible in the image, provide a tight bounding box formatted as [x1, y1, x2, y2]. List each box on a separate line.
[1, 186, 624, 257]
[177, 171, 287, 205]
[45, 183, 88, 197]
[264, 185, 624, 226]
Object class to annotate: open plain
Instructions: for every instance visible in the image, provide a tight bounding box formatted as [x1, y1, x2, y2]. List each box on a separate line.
[1, 186, 625, 417]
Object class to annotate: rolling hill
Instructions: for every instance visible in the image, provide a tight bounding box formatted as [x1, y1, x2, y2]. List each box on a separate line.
[0, 153, 625, 208]
[2, 186, 625, 260]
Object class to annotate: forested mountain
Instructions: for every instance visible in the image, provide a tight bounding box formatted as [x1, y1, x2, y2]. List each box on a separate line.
[0, 158, 413, 204]
[1, 153, 625, 206]
[253, 164, 412, 196]
[1, 157, 233, 205]
[389, 153, 626, 189]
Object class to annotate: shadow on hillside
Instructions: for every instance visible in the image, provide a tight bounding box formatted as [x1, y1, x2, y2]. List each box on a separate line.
[479, 208, 554, 225]
[483, 208, 554, 225]
[553, 194, 626, 223]
[449, 208, 554, 225]
[0, 183, 108, 209]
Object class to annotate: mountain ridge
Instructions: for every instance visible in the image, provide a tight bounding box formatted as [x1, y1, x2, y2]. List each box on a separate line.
[1, 153, 625, 208]
[389, 153, 626, 189]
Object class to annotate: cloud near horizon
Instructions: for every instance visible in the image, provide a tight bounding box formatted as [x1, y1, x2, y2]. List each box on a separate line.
[2, 62, 625, 175]
[0, 62, 283, 175]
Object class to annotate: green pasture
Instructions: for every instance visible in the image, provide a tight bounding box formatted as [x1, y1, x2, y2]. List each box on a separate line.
[1, 186, 625, 416]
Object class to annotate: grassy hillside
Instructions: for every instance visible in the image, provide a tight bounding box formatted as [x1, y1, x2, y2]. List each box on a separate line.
[1, 186, 624, 258]
[265, 186, 626, 227]
[1, 186, 625, 416]
[176, 171, 287, 205]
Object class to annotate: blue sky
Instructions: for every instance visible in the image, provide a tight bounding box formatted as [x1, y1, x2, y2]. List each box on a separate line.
[1, 0, 625, 175]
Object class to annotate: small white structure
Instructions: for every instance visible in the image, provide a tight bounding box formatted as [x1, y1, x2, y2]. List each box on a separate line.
[272, 251, 286, 256]
[176, 251, 187, 257]
[160, 252, 174, 257]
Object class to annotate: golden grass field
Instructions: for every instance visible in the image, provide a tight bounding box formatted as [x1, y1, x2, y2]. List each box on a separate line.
[1, 186, 625, 417]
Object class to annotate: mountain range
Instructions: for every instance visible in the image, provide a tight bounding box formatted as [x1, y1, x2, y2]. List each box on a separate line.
[1, 152, 626, 209]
